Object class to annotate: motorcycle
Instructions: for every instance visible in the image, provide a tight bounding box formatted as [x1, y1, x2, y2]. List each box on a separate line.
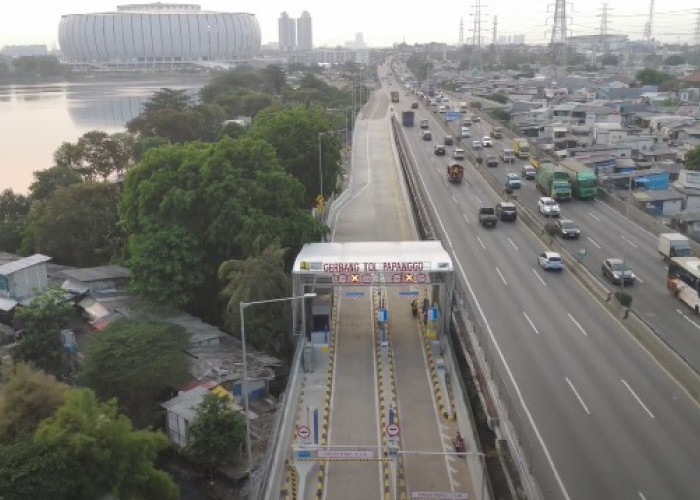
[453, 432, 465, 454]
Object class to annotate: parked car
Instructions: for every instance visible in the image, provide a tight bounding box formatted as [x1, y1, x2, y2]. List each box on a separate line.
[434, 145, 446, 156]
[411, 102, 419, 109]
[444, 135, 455, 146]
[471, 140, 482, 150]
[556, 219, 580, 239]
[496, 202, 517, 221]
[482, 136, 493, 147]
[521, 165, 537, 179]
[453, 148, 465, 160]
[602, 258, 636, 285]
[505, 173, 521, 188]
[539, 252, 564, 271]
[486, 155, 499, 167]
[538, 197, 560, 217]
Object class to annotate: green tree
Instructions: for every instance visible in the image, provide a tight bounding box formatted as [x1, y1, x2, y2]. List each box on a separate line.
[262, 64, 287, 94]
[185, 393, 246, 470]
[11, 288, 76, 381]
[142, 87, 192, 114]
[132, 135, 170, 162]
[35, 388, 178, 499]
[0, 363, 67, 443]
[120, 137, 321, 313]
[251, 105, 341, 201]
[0, 189, 31, 252]
[79, 319, 190, 427]
[21, 182, 121, 266]
[28, 165, 83, 201]
[663, 54, 686, 66]
[635, 67, 674, 86]
[0, 438, 76, 499]
[685, 145, 700, 171]
[219, 240, 291, 351]
[600, 53, 620, 66]
[213, 88, 274, 118]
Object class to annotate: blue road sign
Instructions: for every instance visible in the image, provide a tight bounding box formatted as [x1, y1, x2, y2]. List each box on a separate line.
[428, 307, 439, 321]
[377, 309, 388, 323]
[296, 449, 311, 459]
[445, 111, 461, 122]
[399, 290, 420, 297]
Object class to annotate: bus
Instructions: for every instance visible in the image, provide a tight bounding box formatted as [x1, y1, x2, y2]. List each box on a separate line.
[667, 257, 700, 313]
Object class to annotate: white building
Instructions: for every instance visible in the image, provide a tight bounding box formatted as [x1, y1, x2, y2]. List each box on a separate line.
[278, 11, 296, 52]
[297, 11, 313, 50]
[0, 254, 52, 312]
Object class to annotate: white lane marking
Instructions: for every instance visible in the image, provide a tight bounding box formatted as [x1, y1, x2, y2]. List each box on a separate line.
[523, 311, 539, 335]
[508, 237, 519, 252]
[462, 213, 470, 224]
[597, 199, 657, 239]
[621, 235, 638, 248]
[452, 195, 458, 204]
[403, 123, 570, 500]
[495, 267, 508, 285]
[677, 309, 700, 331]
[621, 379, 655, 419]
[532, 268, 547, 286]
[474, 194, 482, 204]
[636, 276, 644, 284]
[587, 212, 600, 222]
[638, 491, 647, 500]
[476, 236, 486, 250]
[568, 313, 588, 336]
[565, 377, 591, 414]
[587, 236, 601, 249]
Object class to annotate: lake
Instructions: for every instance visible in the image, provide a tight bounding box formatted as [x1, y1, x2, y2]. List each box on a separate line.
[0, 75, 210, 194]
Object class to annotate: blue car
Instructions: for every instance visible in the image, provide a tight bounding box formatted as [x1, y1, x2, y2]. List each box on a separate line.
[505, 173, 522, 189]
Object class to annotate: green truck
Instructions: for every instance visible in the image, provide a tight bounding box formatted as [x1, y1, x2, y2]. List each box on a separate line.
[559, 158, 597, 199]
[535, 165, 572, 201]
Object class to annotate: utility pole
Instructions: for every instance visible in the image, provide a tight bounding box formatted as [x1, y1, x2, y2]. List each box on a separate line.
[459, 17, 464, 46]
[472, 0, 482, 49]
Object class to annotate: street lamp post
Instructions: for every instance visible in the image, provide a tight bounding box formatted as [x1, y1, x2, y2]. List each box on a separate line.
[239, 292, 316, 472]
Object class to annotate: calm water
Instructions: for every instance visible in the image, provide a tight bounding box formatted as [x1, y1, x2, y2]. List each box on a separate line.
[0, 75, 209, 194]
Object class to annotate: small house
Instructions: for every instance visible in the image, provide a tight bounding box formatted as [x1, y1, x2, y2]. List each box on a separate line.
[0, 254, 51, 312]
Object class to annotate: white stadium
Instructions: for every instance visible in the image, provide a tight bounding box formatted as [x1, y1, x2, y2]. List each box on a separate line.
[58, 3, 261, 67]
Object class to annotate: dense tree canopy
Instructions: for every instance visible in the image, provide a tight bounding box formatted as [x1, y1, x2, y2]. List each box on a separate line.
[28, 165, 83, 201]
[219, 240, 291, 351]
[120, 136, 322, 312]
[250, 105, 342, 201]
[53, 130, 135, 181]
[11, 288, 76, 381]
[35, 388, 178, 499]
[185, 393, 246, 470]
[600, 53, 620, 66]
[0, 189, 31, 252]
[0, 364, 67, 443]
[79, 319, 190, 427]
[21, 182, 121, 266]
[685, 145, 700, 171]
[635, 67, 674, 86]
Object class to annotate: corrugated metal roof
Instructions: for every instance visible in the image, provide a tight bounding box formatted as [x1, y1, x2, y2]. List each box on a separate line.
[59, 265, 130, 282]
[0, 254, 51, 276]
[0, 297, 18, 311]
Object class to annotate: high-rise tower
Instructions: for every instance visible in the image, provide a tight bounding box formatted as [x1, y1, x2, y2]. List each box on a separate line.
[278, 11, 296, 51]
[297, 11, 313, 50]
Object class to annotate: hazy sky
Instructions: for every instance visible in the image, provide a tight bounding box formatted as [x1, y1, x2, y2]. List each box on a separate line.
[1, 1, 698, 49]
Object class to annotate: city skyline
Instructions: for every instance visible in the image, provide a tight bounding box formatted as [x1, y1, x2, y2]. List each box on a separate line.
[1, 1, 699, 50]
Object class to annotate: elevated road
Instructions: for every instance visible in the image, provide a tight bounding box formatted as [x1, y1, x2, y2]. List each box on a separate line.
[395, 92, 700, 499]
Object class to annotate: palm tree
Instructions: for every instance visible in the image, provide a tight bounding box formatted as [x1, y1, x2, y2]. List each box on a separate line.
[218, 238, 291, 351]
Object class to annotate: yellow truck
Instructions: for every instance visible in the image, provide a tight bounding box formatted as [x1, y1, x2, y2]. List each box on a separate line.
[512, 138, 530, 159]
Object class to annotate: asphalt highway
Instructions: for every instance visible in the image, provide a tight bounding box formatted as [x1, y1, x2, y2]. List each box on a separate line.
[395, 89, 700, 499]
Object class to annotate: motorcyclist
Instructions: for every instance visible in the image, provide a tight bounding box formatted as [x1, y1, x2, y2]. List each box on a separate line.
[454, 431, 464, 451]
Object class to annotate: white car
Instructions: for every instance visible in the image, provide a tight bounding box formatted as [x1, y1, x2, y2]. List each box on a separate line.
[538, 252, 564, 271]
[482, 136, 493, 147]
[453, 148, 465, 160]
[460, 127, 471, 138]
[538, 197, 560, 217]
[438, 105, 447, 113]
